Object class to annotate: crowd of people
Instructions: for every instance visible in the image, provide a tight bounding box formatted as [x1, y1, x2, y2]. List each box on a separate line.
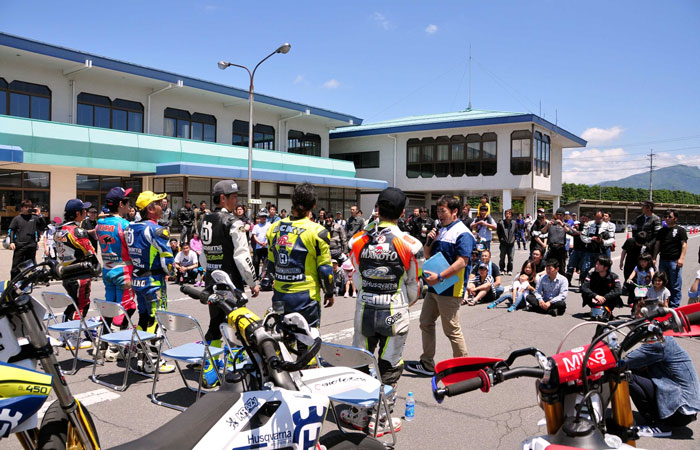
[4, 187, 699, 438]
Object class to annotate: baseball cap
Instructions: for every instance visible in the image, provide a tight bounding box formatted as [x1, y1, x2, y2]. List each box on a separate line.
[537, 208, 545, 214]
[257, 208, 269, 217]
[478, 263, 489, 270]
[331, 259, 338, 264]
[213, 179, 239, 196]
[556, 207, 566, 215]
[136, 191, 167, 210]
[105, 187, 133, 205]
[564, 211, 571, 215]
[65, 199, 91, 212]
[376, 187, 407, 218]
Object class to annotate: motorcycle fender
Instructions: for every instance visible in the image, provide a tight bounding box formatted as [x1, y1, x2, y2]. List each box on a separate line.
[193, 389, 328, 450]
[0, 359, 52, 437]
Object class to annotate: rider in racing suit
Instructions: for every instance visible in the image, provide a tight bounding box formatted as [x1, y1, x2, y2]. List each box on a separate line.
[200, 180, 259, 348]
[96, 187, 136, 326]
[126, 191, 174, 335]
[349, 188, 422, 386]
[55, 199, 99, 350]
[266, 183, 334, 329]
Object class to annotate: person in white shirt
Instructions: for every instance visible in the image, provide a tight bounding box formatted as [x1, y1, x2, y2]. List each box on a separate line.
[251, 211, 271, 278]
[174, 243, 199, 285]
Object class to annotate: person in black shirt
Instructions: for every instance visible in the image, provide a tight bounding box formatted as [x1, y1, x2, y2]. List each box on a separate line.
[345, 205, 365, 240]
[158, 198, 173, 229]
[80, 207, 99, 254]
[496, 209, 516, 274]
[410, 207, 435, 246]
[565, 214, 588, 284]
[461, 204, 473, 229]
[530, 248, 546, 277]
[580, 255, 623, 321]
[619, 231, 647, 283]
[8, 199, 46, 279]
[542, 207, 570, 272]
[633, 200, 661, 250]
[529, 211, 547, 256]
[654, 210, 687, 308]
[177, 199, 195, 245]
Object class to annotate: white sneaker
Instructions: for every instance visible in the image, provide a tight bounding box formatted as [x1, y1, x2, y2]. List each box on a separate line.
[368, 416, 402, 437]
[352, 292, 357, 298]
[339, 406, 370, 430]
[138, 356, 175, 374]
[636, 425, 672, 437]
[344, 293, 349, 298]
[104, 347, 120, 362]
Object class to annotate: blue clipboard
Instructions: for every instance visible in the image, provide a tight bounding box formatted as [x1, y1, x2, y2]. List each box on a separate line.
[423, 252, 459, 295]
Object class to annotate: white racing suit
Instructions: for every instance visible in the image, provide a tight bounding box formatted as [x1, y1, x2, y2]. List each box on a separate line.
[349, 222, 422, 386]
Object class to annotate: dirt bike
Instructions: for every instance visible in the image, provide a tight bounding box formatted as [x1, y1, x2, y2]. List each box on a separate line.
[114, 270, 384, 450]
[0, 259, 100, 450]
[431, 300, 700, 449]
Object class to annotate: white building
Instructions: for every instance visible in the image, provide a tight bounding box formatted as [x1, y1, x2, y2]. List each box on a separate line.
[329, 110, 586, 217]
[0, 32, 384, 229]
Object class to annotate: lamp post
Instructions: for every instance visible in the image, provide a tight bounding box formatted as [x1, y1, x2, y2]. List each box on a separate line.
[218, 43, 291, 219]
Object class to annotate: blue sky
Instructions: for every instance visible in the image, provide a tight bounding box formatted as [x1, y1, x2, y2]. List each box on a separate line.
[2, 1, 699, 184]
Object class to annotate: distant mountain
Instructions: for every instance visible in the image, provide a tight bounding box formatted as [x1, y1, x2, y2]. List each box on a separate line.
[599, 164, 700, 194]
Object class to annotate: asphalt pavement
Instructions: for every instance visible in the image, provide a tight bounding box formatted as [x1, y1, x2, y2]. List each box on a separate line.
[4, 232, 700, 449]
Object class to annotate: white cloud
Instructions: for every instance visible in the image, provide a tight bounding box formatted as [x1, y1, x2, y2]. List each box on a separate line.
[293, 75, 304, 84]
[580, 126, 624, 146]
[323, 79, 340, 89]
[425, 24, 438, 34]
[372, 12, 395, 30]
[563, 147, 640, 184]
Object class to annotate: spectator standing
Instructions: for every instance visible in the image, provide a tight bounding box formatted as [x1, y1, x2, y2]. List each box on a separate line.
[653, 210, 687, 308]
[580, 255, 623, 320]
[345, 205, 365, 239]
[529, 210, 547, 256]
[515, 213, 527, 250]
[324, 214, 347, 262]
[279, 209, 287, 219]
[331, 259, 346, 296]
[634, 200, 662, 250]
[127, 206, 141, 222]
[565, 213, 589, 284]
[525, 259, 568, 316]
[524, 213, 533, 240]
[174, 243, 199, 284]
[620, 231, 647, 284]
[461, 204, 473, 229]
[601, 212, 616, 257]
[496, 209, 516, 274]
[158, 198, 173, 229]
[251, 210, 271, 279]
[542, 207, 569, 271]
[80, 207, 99, 254]
[471, 205, 497, 250]
[195, 201, 210, 231]
[43, 218, 58, 260]
[410, 207, 435, 246]
[8, 199, 46, 279]
[580, 211, 615, 276]
[268, 205, 281, 224]
[334, 210, 346, 229]
[177, 199, 195, 245]
[405, 196, 474, 377]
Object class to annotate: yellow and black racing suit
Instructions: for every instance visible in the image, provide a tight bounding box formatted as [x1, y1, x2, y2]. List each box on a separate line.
[349, 221, 422, 385]
[266, 214, 333, 328]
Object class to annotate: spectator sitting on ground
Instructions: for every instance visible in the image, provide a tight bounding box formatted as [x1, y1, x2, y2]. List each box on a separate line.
[467, 248, 503, 298]
[463, 263, 496, 306]
[174, 243, 199, 285]
[341, 257, 355, 298]
[625, 252, 655, 308]
[580, 255, 623, 321]
[168, 238, 180, 261]
[189, 231, 203, 254]
[488, 259, 538, 312]
[687, 270, 700, 304]
[530, 248, 546, 278]
[525, 259, 568, 316]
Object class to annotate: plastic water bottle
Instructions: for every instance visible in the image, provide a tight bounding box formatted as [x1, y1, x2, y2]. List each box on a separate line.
[405, 392, 415, 421]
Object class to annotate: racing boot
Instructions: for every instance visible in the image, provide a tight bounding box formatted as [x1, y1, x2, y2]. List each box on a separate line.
[202, 357, 224, 388]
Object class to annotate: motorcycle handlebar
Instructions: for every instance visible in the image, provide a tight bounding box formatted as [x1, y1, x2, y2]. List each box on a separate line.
[442, 376, 484, 397]
[54, 261, 97, 280]
[180, 285, 209, 304]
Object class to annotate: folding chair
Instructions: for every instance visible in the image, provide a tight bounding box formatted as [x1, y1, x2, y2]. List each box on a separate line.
[90, 299, 161, 391]
[317, 342, 397, 446]
[151, 311, 224, 411]
[41, 291, 102, 375]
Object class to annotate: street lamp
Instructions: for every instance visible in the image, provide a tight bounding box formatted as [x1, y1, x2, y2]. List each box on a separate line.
[218, 43, 291, 219]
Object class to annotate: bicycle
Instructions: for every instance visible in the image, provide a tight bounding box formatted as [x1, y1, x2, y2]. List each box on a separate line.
[431, 301, 700, 449]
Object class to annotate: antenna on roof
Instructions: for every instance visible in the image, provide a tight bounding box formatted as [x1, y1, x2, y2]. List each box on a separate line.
[467, 44, 472, 110]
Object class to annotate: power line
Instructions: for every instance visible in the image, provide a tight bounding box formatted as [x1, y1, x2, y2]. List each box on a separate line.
[584, 134, 700, 151]
[564, 145, 700, 164]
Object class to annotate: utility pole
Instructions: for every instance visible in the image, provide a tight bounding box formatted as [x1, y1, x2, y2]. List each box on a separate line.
[648, 149, 654, 201]
[468, 44, 472, 110]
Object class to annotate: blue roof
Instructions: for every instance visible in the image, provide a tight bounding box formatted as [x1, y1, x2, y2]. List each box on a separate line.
[0, 144, 23, 163]
[330, 109, 586, 147]
[0, 32, 362, 126]
[156, 162, 387, 190]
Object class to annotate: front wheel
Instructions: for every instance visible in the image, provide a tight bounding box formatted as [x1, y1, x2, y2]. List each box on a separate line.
[37, 401, 100, 450]
[319, 430, 385, 450]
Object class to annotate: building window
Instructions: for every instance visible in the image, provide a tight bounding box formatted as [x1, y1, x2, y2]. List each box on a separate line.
[288, 130, 321, 156]
[511, 130, 532, 175]
[1, 79, 51, 120]
[112, 98, 144, 132]
[331, 151, 380, 169]
[164, 108, 216, 142]
[77, 93, 143, 132]
[405, 132, 497, 178]
[232, 120, 275, 149]
[76, 174, 142, 209]
[534, 132, 551, 177]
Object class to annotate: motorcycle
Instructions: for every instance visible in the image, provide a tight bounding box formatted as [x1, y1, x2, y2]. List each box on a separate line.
[115, 270, 384, 450]
[431, 300, 700, 449]
[0, 259, 100, 450]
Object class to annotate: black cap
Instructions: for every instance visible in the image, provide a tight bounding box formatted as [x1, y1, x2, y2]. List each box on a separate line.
[213, 180, 239, 196]
[105, 187, 132, 205]
[556, 207, 566, 215]
[376, 187, 407, 218]
[641, 200, 654, 209]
